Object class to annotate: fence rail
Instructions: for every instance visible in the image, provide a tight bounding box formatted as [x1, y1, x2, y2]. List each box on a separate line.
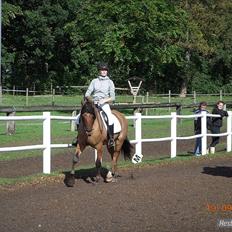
[1, 87, 232, 107]
[0, 111, 231, 174]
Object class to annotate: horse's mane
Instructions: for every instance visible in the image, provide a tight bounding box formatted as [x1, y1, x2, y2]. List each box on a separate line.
[81, 99, 95, 115]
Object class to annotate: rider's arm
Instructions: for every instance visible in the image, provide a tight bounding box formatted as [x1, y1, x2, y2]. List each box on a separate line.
[85, 79, 95, 97]
[109, 80, 115, 101]
[99, 97, 113, 104]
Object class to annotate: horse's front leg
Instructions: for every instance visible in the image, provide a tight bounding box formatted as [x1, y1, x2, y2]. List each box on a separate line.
[95, 145, 103, 182]
[65, 143, 85, 187]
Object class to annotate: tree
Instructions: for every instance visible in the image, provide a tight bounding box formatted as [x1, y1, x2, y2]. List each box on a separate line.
[65, 0, 189, 90]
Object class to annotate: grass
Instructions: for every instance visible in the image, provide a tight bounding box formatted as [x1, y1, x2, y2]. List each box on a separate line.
[1, 93, 232, 107]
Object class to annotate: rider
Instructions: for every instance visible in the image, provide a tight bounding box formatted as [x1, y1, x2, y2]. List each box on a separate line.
[72, 63, 116, 147]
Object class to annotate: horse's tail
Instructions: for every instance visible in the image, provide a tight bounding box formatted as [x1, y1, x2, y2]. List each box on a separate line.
[121, 137, 133, 160]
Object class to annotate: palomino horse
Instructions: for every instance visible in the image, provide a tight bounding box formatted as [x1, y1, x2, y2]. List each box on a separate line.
[66, 97, 132, 187]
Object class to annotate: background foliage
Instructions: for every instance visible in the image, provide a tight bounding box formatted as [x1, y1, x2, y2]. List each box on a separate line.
[2, 0, 232, 94]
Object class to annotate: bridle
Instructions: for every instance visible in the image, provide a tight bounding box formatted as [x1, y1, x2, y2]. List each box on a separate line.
[81, 101, 96, 135]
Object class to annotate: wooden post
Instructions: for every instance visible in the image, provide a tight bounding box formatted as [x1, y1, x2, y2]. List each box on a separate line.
[6, 111, 16, 135]
[33, 83, 35, 96]
[193, 91, 196, 104]
[26, 88, 29, 106]
[52, 89, 55, 106]
[176, 104, 182, 124]
[146, 92, 149, 116]
[0, 85, 2, 104]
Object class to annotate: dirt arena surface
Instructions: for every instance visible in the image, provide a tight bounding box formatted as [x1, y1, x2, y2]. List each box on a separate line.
[0, 151, 232, 232]
[1, 94, 231, 232]
[0, 140, 199, 178]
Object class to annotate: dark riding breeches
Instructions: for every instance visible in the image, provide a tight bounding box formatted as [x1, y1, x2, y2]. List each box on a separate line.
[210, 126, 220, 147]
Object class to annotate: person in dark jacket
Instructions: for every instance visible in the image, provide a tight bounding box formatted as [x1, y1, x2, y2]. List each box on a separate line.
[209, 101, 228, 154]
[193, 102, 211, 156]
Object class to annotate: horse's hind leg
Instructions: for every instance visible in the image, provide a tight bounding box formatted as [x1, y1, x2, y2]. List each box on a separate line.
[110, 151, 120, 182]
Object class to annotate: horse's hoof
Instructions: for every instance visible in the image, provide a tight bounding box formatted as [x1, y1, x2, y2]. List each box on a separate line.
[95, 176, 101, 183]
[65, 174, 75, 187]
[105, 171, 113, 183]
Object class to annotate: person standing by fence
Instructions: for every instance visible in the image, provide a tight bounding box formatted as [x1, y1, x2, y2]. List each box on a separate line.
[208, 101, 228, 154]
[193, 102, 211, 156]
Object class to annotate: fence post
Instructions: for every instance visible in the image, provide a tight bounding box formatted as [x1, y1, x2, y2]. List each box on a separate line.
[220, 90, 222, 101]
[6, 111, 16, 135]
[52, 89, 55, 106]
[70, 110, 77, 131]
[0, 85, 2, 104]
[43, 112, 51, 174]
[201, 111, 207, 155]
[168, 90, 171, 111]
[26, 88, 29, 106]
[135, 112, 142, 158]
[145, 91, 149, 116]
[193, 91, 196, 104]
[171, 112, 177, 158]
[227, 111, 232, 152]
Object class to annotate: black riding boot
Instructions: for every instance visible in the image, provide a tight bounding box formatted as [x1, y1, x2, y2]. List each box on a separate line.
[72, 137, 78, 147]
[108, 124, 115, 148]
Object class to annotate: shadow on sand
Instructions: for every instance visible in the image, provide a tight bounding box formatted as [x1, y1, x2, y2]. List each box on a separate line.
[63, 167, 110, 186]
[202, 166, 232, 178]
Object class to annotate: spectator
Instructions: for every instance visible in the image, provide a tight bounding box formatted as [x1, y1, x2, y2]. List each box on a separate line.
[193, 102, 211, 156]
[209, 101, 228, 154]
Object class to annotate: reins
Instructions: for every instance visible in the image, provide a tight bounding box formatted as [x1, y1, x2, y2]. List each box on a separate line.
[81, 99, 103, 135]
[93, 104, 103, 134]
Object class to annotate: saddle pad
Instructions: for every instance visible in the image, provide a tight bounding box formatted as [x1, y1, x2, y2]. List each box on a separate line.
[100, 111, 121, 133]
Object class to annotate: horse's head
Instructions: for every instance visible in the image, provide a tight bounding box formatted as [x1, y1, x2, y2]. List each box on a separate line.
[81, 97, 96, 134]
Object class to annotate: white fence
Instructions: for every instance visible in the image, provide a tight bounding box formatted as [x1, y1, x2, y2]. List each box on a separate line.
[0, 111, 232, 174]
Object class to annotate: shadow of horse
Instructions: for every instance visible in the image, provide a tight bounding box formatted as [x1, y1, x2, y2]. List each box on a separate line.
[202, 166, 232, 178]
[63, 167, 112, 186]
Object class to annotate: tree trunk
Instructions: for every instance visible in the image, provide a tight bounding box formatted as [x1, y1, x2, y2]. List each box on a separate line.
[179, 80, 187, 97]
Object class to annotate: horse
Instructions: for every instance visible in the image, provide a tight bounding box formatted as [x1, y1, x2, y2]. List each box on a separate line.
[66, 97, 132, 187]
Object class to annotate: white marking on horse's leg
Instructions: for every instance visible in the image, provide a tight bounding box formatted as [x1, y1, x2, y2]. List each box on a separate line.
[105, 171, 113, 183]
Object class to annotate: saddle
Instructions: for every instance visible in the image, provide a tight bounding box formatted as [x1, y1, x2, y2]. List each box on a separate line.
[97, 107, 121, 133]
